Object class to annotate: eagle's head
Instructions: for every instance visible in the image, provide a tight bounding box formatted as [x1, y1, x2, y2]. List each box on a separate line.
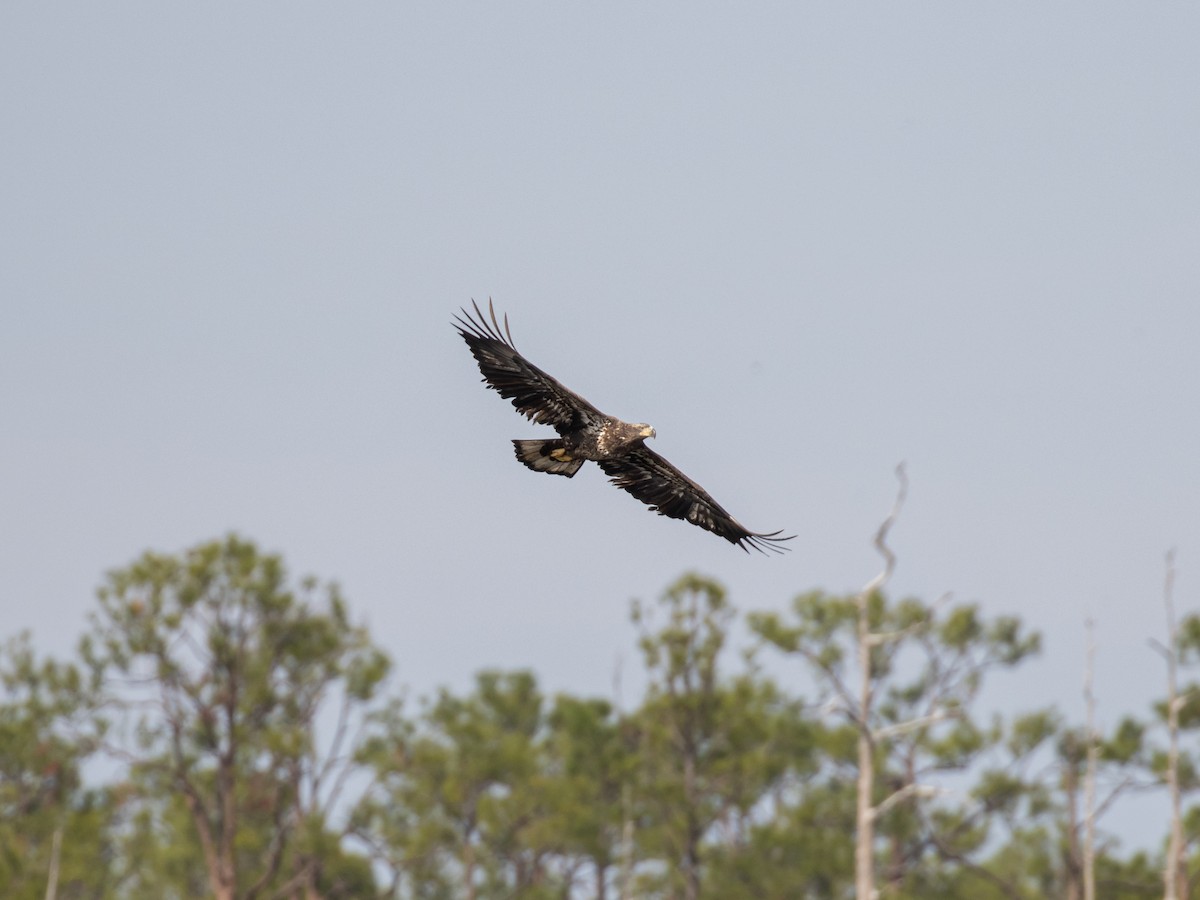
[637, 424, 656, 440]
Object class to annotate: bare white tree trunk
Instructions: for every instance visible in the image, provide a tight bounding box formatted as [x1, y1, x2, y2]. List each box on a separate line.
[1082, 619, 1097, 900]
[855, 594, 876, 900]
[44, 826, 62, 900]
[854, 464, 908, 900]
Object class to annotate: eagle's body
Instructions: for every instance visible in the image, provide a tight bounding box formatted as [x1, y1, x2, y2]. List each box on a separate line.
[511, 420, 655, 478]
[454, 300, 794, 554]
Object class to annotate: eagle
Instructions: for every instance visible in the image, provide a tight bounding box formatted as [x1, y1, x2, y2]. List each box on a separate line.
[454, 300, 794, 554]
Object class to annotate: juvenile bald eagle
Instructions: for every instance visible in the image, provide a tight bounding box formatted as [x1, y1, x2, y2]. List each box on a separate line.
[454, 300, 794, 554]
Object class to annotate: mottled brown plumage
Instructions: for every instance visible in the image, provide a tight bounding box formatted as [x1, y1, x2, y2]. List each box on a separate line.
[454, 299, 794, 554]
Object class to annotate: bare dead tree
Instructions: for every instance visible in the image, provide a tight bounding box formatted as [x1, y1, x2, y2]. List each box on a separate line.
[1151, 549, 1185, 900]
[854, 463, 909, 900]
[753, 464, 1040, 898]
[1082, 618, 1097, 900]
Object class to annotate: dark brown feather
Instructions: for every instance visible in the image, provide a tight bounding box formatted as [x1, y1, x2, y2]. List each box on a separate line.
[596, 447, 794, 554]
[453, 299, 602, 433]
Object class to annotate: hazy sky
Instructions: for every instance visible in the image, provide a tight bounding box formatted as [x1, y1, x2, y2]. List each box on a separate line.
[3, 3, 1198, 844]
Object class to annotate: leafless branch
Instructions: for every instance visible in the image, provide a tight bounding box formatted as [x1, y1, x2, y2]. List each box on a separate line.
[872, 709, 952, 741]
[786, 643, 862, 721]
[874, 782, 946, 820]
[862, 463, 908, 603]
[1092, 775, 1142, 823]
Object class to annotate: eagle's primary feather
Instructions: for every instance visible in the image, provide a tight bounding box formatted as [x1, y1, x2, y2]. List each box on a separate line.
[454, 299, 794, 554]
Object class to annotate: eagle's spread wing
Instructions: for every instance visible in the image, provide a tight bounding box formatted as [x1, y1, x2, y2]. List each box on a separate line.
[597, 446, 795, 554]
[454, 299, 604, 433]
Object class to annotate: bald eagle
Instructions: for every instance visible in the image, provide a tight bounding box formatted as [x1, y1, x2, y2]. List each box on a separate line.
[454, 300, 794, 554]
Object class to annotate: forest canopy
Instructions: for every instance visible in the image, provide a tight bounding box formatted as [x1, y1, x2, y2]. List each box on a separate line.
[0, 533, 1192, 899]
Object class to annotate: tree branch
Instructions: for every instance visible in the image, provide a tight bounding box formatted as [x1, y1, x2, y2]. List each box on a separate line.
[872, 709, 951, 741]
[862, 463, 907, 603]
[874, 782, 945, 820]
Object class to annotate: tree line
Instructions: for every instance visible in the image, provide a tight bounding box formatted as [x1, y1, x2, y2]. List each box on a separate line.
[1, 526, 1195, 899]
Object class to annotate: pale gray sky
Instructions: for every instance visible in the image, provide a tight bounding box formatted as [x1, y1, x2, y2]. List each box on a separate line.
[2, 3, 1198, 846]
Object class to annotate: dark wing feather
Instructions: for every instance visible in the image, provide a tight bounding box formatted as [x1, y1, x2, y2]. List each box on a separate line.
[597, 447, 795, 554]
[453, 299, 604, 433]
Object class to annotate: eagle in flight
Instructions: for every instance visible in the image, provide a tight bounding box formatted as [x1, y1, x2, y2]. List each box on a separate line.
[454, 300, 794, 554]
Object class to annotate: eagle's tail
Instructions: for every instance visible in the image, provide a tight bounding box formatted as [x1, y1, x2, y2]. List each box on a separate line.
[512, 439, 585, 478]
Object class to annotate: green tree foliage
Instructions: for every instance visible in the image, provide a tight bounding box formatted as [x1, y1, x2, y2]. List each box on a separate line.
[751, 590, 1042, 896]
[356, 669, 583, 899]
[541, 694, 635, 899]
[630, 573, 818, 899]
[0, 537, 1190, 898]
[1147, 608, 1200, 895]
[0, 633, 122, 899]
[79, 535, 389, 900]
